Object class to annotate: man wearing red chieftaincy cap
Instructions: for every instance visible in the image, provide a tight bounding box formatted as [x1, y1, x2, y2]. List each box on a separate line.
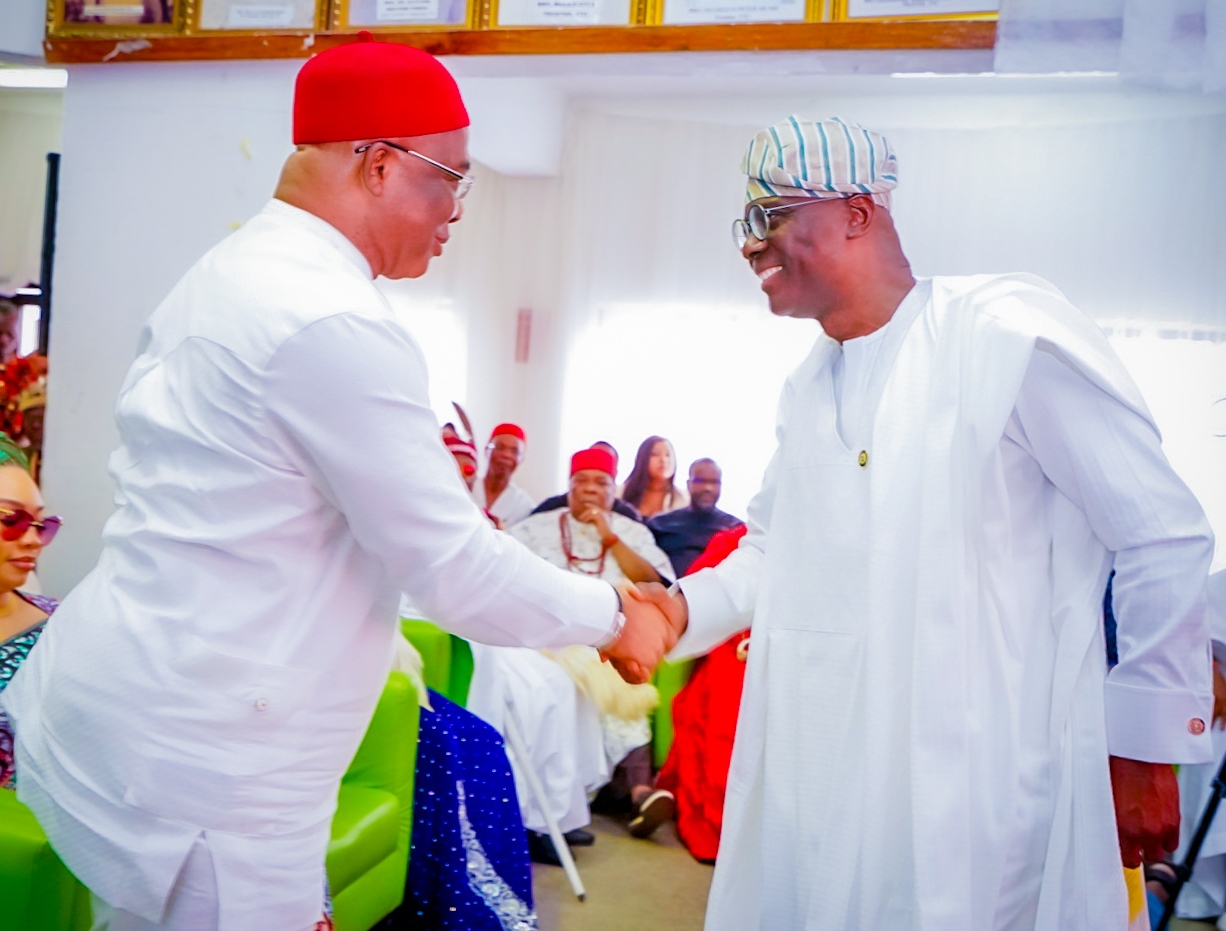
[473, 423, 537, 527]
[0, 35, 678, 930]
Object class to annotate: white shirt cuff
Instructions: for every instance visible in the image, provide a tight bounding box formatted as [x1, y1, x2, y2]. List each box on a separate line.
[1104, 679, 1215, 764]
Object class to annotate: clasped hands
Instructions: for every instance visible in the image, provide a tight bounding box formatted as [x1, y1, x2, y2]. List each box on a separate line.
[599, 582, 688, 685]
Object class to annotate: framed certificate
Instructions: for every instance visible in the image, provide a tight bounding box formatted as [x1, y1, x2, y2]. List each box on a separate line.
[841, 0, 997, 17]
[657, 0, 806, 25]
[338, 0, 471, 28]
[195, 0, 320, 30]
[54, 0, 181, 33]
[493, 0, 631, 27]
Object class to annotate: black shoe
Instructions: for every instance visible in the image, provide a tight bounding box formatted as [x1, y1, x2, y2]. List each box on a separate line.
[564, 828, 595, 847]
[526, 830, 562, 866]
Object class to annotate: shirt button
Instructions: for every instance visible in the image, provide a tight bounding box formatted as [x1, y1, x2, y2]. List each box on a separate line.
[1189, 718, 1206, 735]
[858, 450, 869, 468]
[254, 698, 269, 712]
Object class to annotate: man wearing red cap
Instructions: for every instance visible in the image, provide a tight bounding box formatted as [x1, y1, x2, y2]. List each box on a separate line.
[467, 447, 674, 863]
[1, 37, 677, 931]
[473, 422, 536, 527]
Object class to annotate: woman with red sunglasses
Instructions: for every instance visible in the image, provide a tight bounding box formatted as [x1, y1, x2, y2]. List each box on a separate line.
[0, 438, 61, 789]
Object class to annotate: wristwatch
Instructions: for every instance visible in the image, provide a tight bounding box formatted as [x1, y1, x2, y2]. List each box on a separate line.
[597, 585, 627, 649]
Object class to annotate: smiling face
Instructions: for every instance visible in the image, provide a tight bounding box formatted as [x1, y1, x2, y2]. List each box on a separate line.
[368, 128, 471, 280]
[0, 465, 45, 595]
[741, 195, 863, 323]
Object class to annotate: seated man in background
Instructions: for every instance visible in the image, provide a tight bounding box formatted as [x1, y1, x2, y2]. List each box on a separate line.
[473, 423, 536, 526]
[466, 447, 674, 864]
[647, 458, 743, 578]
[530, 440, 643, 522]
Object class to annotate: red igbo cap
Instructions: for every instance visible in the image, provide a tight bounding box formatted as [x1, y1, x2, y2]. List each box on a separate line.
[444, 434, 477, 458]
[293, 32, 469, 145]
[490, 423, 526, 443]
[570, 448, 616, 477]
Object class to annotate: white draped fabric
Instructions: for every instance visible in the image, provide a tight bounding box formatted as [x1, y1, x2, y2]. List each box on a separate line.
[996, 0, 1226, 93]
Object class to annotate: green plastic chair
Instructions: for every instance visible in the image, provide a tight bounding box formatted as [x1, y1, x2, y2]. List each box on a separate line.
[0, 789, 91, 929]
[328, 670, 421, 931]
[0, 671, 420, 931]
[400, 618, 474, 707]
[650, 657, 695, 769]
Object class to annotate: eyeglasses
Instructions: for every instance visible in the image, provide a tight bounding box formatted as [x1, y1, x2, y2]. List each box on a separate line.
[353, 140, 475, 203]
[0, 508, 62, 545]
[732, 195, 854, 250]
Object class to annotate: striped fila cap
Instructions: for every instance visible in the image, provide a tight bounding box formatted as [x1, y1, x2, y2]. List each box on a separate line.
[742, 116, 898, 210]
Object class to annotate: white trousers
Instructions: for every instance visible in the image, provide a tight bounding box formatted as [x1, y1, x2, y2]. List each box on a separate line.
[90, 835, 218, 931]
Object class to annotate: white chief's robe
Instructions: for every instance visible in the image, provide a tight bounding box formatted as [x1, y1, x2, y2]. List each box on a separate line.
[473, 480, 537, 527]
[0, 200, 620, 930]
[675, 275, 1214, 931]
[467, 510, 672, 833]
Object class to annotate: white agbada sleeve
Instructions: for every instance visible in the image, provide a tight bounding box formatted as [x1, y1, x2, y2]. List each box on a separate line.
[264, 312, 620, 649]
[1008, 348, 1215, 763]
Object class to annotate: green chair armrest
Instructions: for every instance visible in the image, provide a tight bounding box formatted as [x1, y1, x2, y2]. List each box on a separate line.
[651, 658, 695, 770]
[399, 619, 453, 696]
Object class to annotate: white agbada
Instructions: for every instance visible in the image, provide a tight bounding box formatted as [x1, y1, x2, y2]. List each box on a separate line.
[676, 275, 1214, 931]
[467, 510, 672, 833]
[473, 480, 536, 527]
[1174, 568, 1226, 920]
[0, 200, 620, 929]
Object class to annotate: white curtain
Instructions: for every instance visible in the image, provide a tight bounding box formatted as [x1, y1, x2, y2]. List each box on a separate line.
[996, 0, 1226, 93]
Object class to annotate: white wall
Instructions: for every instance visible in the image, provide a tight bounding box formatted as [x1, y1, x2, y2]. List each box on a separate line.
[33, 54, 1226, 594]
[0, 0, 46, 60]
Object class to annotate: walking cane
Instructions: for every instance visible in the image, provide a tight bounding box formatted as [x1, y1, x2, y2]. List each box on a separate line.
[502, 699, 588, 902]
[1157, 747, 1226, 931]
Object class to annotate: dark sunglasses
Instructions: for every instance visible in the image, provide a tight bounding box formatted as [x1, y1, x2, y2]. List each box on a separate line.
[0, 508, 62, 544]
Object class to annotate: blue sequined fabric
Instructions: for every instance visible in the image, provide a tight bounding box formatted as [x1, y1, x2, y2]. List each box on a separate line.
[404, 691, 537, 931]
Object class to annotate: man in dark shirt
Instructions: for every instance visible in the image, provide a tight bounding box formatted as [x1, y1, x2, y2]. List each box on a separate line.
[647, 458, 743, 577]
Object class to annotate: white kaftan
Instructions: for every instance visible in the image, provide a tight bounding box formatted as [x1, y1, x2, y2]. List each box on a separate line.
[0, 200, 620, 929]
[675, 275, 1214, 931]
[467, 510, 672, 832]
[473, 481, 537, 527]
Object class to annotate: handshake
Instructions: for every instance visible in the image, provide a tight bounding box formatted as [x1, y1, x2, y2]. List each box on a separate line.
[599, 582, 689, 685]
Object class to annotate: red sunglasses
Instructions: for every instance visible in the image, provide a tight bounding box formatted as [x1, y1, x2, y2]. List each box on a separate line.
[0, 508, 62, 545]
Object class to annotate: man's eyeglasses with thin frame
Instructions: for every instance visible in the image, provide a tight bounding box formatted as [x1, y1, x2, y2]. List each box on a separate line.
[354, 140, 475, 202]
[731, 194, 856, 250]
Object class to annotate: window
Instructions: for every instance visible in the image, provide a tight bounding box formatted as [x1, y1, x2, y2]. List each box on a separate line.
[560, 302, 816, 520]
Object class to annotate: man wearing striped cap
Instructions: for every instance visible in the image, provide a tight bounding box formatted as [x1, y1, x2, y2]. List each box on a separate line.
[639, 116, 1215, 930]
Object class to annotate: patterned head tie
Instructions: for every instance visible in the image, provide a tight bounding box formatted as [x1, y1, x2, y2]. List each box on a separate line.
[742, 116, 898, 210]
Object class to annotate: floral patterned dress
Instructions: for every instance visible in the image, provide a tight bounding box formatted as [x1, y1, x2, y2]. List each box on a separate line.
[0, 591, 58, 789]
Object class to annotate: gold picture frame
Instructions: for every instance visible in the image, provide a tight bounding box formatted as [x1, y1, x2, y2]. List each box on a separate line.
[833, 0, 996, 20]
[489, 0, 633, 29]
[50, 0, 184, 36]
[193, 0, 323, 31]
[331, 0, 474, 30]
